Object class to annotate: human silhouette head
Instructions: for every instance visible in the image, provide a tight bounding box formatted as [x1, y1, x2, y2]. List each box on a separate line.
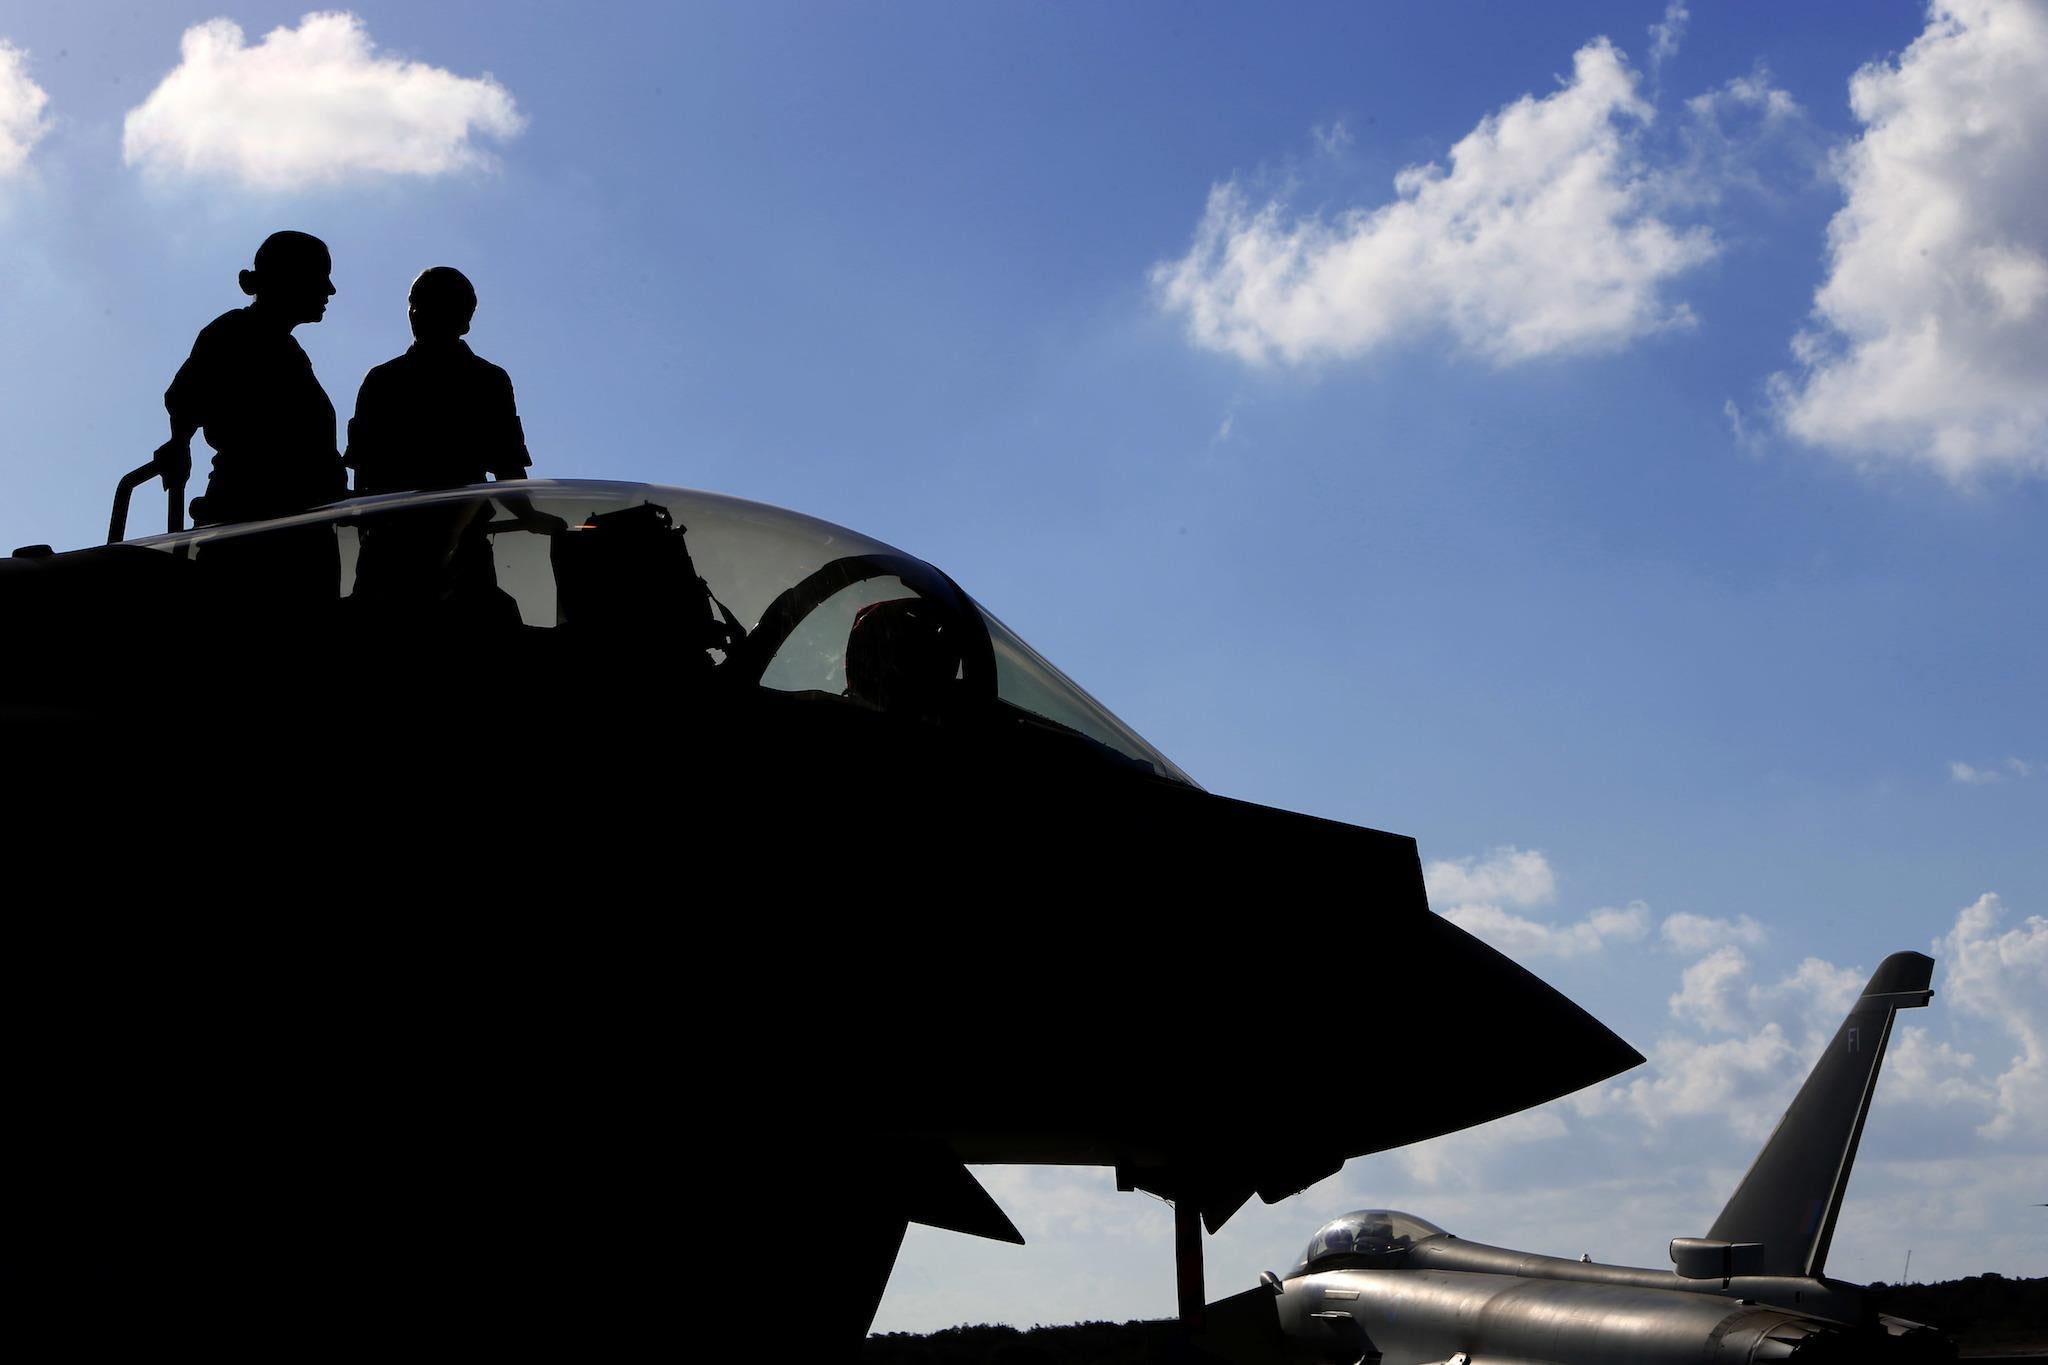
[408, 266, 478, 342]
[238, 231, 334, 327]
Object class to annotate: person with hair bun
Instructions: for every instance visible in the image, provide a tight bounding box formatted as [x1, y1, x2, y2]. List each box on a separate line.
[158, 230, 346, 525]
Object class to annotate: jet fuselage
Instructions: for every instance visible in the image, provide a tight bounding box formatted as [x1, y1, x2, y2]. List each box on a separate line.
[1278, 1242, 1934, 1365]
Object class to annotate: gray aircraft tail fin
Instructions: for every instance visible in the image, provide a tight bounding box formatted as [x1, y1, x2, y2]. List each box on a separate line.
[1701, 950, 1933, 1278]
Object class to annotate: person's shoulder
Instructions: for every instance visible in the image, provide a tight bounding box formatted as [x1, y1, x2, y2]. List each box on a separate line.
[360, 351, 412, 384]
[460, 348, 517, 393]
[192, 308, 252, 346]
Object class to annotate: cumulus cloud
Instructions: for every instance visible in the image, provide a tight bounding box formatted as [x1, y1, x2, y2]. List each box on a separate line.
[1747, 955, 1867, 1035]
[1662, 66, 1817, 213]
[1882, 1025, 1993, 1109]
[1668, 945, 1753, 1032]
[1660, 911, 1767, 955]
[1424, 846, 1556, 910]
[1771, 0, 2048, 479]
[1685, 70, 1802, 127]
[1445, 901, 1650, 960]
[1427, 847, 1648, 959]
[1648, 2, 1690, 74]
[1591, 1026, 1806, 1140]
[0, 39, 51, 177]
[1608, 901, 2044, 1146]
[1575, 945, 1926, 1145]
[122, 12, 524, 190]
[1153, 39, 1716, 367]
[1937, 894, 2048, 1138]
[1668, 947, 1864, 1038]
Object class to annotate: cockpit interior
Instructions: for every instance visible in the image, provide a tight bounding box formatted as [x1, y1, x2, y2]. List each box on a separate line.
[1291, 1210, 1450, 1275]
[114, 479, 1194, 784]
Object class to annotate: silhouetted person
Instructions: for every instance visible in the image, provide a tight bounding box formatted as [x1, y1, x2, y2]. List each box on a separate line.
[345, 267, 549, 626]
[159, 230, 345, 525]
[345, 266, 530, 495]
[159, 230, 346, 615]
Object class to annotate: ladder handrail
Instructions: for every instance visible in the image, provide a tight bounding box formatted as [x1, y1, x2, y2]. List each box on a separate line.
[109, 460, 188, 545]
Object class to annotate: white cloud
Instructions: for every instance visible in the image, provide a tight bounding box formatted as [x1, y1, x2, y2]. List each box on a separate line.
[1429, 847, 1648, 959]
[1580, 1021, 1804, 1139]
[1937, 894, 2048, 1139]
[1622, 903, 2043, 1146]
[1312, 120, 1354, 158]
[1771, 0, 2048, 480]
[0, 40, 51, 177]
[1881, 1024, 1993, 1109]
[1153, 39, 1716, 367]
[122, 12, 524, 190]
[1952, 757, 2036, 784]
[1668, 947, 1862, 1039]
[1648, 2, 1690, 74]
[1685, 70, 1802, 126]
[1746, 955, 1866, 1036]
[1668, 944, 1752, 1032]
[1660, 911, 1767, 956]
[1425, 846, 1556, 910]
[1444, 901, 1650, 960]
[1659, 68, 1816, 215]
[1722, 398, 1765, 455]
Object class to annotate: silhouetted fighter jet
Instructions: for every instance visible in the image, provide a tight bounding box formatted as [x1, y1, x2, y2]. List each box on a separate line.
[3, 479, 1641, 1353]
[1208, 951, 1955, 1364]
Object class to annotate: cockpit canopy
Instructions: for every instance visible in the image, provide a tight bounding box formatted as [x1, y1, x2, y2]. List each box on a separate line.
[1291, 1210, 1448, 1275]
[129, 479, 1194, 785]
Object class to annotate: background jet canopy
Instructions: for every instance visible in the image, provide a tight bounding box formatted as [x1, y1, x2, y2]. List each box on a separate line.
[133, 479, 1194, 784]
[1293, 1210, 1450, 1273]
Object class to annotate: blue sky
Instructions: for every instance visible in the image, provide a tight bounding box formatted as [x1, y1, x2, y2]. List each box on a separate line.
[1, 0, 2041, 1330]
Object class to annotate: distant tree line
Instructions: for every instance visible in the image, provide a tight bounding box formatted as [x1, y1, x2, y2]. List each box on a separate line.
[866, 1277, 2047, 1364]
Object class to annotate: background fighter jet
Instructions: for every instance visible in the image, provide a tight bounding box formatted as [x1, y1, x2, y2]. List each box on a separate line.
[4, 479, 1642, 1352]
[1214, 951, 1953, 1365]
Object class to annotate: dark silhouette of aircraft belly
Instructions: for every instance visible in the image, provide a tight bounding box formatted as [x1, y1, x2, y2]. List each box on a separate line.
[1, 479, 1643, 1352]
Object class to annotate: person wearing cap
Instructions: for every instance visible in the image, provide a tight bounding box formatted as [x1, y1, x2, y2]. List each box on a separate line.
[158, 230, 346, 525]
[344, 268, 554, 623]
[345, 267, 531, 497]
